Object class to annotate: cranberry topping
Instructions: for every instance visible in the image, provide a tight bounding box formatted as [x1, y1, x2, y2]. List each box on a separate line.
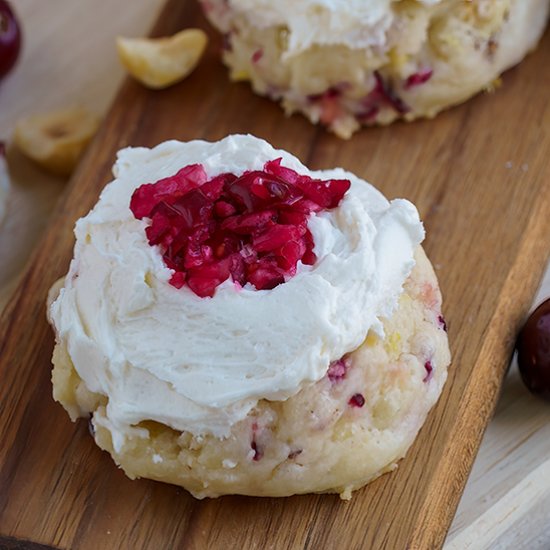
[130, 158, 350, 297]
[327, 357, 349, 383]
[405, 69, 433, 90]
[423, 360, 433, 382]
[348, 393, 365, 408]
[438, 315, 448, 332]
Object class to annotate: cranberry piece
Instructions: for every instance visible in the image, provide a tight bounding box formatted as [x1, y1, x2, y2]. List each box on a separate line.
[360, 72, 410, 119]
[307, 87, 341, 102]
[405, 69, 433, 89]
[251, 440, 263, 461]
[251, 49, 263, 63]
[516, 298, 550, 401]
[423, 360, 433, 382]
[130, 158, 350, 297]
[250, 422, 263, 461]
[438, 315, 448, 332]
[348, 393, 365, 408]
[0, 1, 21, 80]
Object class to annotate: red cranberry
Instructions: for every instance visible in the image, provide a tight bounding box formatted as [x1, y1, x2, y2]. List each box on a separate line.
[405, 69, 433, 89]
[251, 440, 263, 461]
[516, 298, 550, 401]
[348, 393, 365, 408]
[423, 360, 433, 382]
[251, 49, 263, 63]
[360, 72, 409, 119]
[250, 422, 263, 461]
[0, 1, 21, 80]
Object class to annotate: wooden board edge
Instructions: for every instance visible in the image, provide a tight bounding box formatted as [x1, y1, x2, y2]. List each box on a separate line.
[411, 190, 550, 549]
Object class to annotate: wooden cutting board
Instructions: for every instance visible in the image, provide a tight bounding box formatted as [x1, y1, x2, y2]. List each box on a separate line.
[1, 1, 549, 548]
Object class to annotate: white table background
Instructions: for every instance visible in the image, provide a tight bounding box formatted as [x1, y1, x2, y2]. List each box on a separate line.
[0, 2, 549, 548]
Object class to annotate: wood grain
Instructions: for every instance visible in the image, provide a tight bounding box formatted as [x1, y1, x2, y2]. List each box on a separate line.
[1, 1, 549, 549]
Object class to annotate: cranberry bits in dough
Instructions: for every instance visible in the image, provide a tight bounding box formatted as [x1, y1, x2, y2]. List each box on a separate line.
[201, 0, 550, 137]
[47, 135, 451, 499]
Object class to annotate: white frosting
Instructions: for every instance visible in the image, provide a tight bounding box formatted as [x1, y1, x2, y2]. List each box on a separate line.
[228, 0, 442, 56]
[49, 135, 424, 446]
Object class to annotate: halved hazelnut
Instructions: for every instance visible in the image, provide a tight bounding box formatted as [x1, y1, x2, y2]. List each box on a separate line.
[116, 29, 208, 89]
[14, 107, 99, 176]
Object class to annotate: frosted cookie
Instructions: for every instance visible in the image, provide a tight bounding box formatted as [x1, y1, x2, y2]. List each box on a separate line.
[48, 135, 451, 499]
[200, 0, 550, 137]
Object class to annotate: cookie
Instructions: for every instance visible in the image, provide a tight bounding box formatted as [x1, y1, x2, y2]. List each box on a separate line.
[48, 135, 451, 498]
[201, 0, 550, 137]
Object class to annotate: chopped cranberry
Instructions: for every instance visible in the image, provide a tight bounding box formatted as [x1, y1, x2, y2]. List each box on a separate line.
[357, 106, 379, 123]
[405, 69, 433, 89]
[251, 48, 263, 63]
[250, 421, 263, 461]
[169, 271, 186, 289]
[130, 164, 208, 219]
[130, 158, 350, 297]
[328, 357, 349, 383]
[307, 87, 341, 102]
[423, 361, 433, 382]
[348, 393, 365, 408]
[251, 440, 263, 461]
[438, 315, 448, 332]
[359, 71, 410, 120]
